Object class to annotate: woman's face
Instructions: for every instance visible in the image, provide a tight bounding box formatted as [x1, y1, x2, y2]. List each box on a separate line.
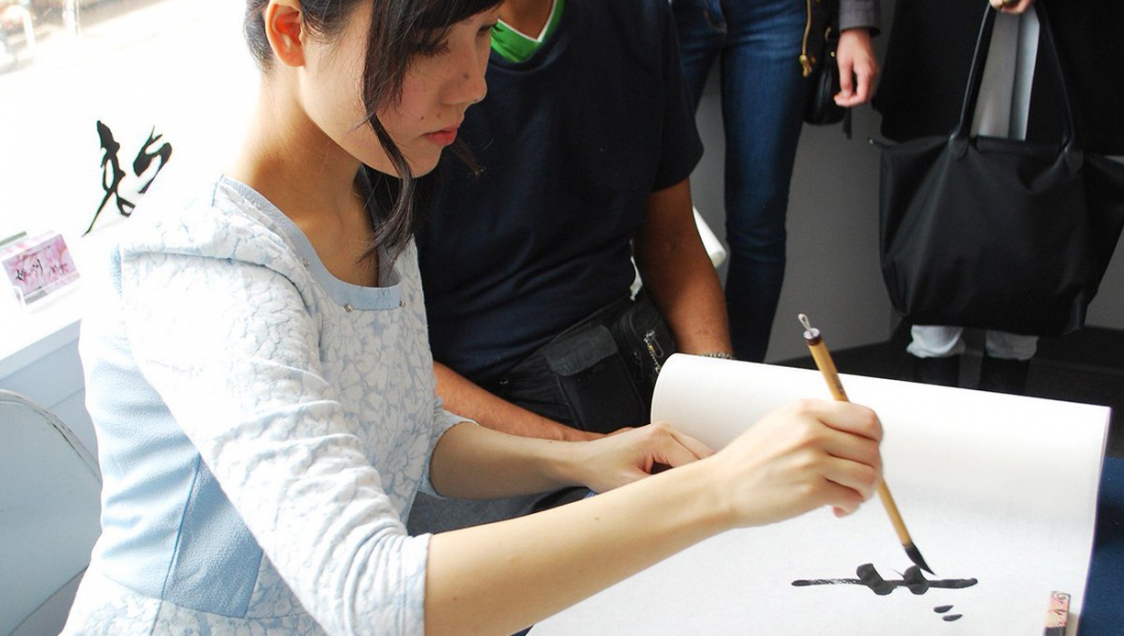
[300, 3, 498, 178]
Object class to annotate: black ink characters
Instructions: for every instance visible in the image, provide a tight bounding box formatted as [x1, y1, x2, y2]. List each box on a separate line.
[793, 563, 978, 623]
[86, 121, 173, 235]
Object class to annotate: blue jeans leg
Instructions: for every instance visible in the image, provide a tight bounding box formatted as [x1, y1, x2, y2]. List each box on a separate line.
[673, 0, 809, 362]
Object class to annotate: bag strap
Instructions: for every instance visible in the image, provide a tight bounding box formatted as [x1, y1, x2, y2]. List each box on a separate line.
[952, 0, 1082, 163]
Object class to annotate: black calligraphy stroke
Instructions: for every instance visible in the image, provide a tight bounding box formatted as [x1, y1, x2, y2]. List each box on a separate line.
[792, 563, 978, 596]
[934, 606, 963, 621]
[86, 122, 173, 236]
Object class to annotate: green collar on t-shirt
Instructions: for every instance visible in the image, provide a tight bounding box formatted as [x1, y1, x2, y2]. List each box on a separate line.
[490, 0, 565, 63]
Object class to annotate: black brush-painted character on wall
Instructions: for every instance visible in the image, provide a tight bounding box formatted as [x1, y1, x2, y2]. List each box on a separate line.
[85, 121, 173, 236]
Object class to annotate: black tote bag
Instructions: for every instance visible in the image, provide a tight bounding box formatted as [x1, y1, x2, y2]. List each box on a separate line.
[877, 1, 1124, 336]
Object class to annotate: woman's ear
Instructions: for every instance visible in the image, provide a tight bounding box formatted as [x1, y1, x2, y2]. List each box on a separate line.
[264, 0, 305, 68]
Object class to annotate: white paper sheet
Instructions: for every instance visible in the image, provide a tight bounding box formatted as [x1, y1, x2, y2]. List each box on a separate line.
[530, 355, 1109, 636]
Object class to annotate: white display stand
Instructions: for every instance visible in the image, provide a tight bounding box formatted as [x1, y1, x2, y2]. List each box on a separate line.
[0, 223, 126, 455]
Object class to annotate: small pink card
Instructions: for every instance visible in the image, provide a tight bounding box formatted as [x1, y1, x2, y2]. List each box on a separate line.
[1, 231, 81, 305]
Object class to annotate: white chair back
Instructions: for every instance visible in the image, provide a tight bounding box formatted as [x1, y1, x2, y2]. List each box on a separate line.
[0, 390, 101, 636]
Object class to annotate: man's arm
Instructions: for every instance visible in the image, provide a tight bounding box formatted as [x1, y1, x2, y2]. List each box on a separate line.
[633, 178, 733, 356]
[434, 362, 602, 442]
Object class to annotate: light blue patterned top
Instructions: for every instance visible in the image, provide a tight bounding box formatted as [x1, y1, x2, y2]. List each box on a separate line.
[64, 172, 463, 636]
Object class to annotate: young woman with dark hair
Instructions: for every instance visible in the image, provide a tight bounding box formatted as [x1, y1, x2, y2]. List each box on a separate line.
[62, 1, 884, 635]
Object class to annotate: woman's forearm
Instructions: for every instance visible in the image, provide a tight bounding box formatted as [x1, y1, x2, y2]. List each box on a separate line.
[423, 399, 883, 636]
[427, 422, 583, 499]
[424, 458, 727, 636]
[427, 420, 711, 500]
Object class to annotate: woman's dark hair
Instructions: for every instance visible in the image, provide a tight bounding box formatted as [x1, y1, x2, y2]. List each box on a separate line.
[243, 0, 500, 259]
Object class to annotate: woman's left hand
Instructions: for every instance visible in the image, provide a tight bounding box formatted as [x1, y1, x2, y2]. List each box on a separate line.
[566, 422, 714, 494]
[835, 28, 879, 107]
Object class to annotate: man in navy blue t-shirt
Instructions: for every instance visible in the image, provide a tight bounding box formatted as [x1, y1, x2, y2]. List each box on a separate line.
[411, 0, 733, 533]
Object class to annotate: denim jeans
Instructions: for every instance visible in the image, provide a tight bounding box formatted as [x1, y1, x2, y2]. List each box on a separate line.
[672, 0, 809, 362]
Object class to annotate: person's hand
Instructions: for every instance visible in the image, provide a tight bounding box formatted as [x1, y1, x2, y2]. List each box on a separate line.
[834, 28, 879, 107]
[989, 0, 1034, 14]
[708, 399, 882, 528]
[567, 422, 714, 494]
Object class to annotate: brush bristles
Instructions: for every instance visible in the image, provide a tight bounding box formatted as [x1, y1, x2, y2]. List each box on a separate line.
[905, 543, 934, 575]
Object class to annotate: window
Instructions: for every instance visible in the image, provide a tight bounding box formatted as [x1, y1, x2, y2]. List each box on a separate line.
[0, 0, 255, 304]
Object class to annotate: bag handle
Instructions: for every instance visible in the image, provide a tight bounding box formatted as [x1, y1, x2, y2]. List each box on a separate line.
[951, 0, 1082, 168]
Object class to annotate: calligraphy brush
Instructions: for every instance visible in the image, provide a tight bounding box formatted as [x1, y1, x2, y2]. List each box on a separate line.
[798, 313, 935, 575]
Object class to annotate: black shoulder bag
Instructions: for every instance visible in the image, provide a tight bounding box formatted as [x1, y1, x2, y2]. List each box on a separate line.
[876, 1, 1124, 336]
[802, 0, 851, 136]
